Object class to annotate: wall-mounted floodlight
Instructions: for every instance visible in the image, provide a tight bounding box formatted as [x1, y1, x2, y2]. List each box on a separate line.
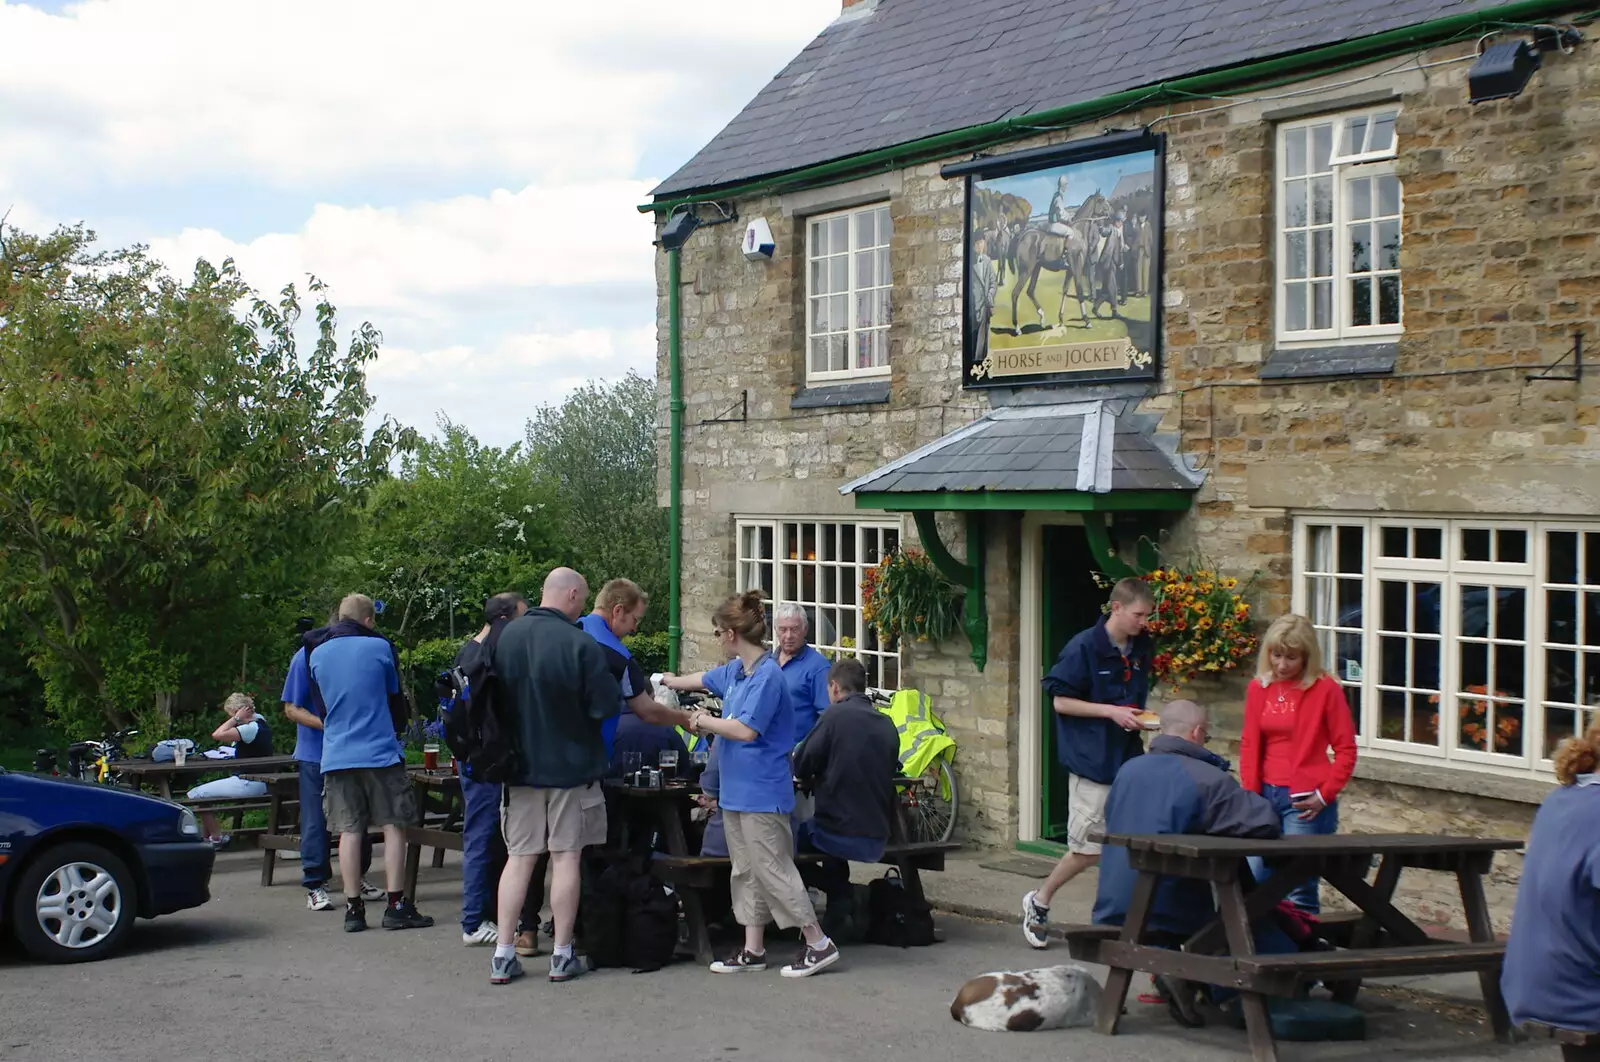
[657, 210, 702, 250]
[1469, 26, 1582, 104]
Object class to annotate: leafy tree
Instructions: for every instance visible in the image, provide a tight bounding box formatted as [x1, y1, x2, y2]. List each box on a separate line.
[0, 224, 412, 735]
[352, 419, 559, 653]
[524, 371, 667, 632]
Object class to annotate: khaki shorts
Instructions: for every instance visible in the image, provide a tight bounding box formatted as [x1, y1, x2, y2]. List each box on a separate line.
[1066, 774, 1111, 855]
[501, 782, 606, 856]
[323, 764, 416, 835]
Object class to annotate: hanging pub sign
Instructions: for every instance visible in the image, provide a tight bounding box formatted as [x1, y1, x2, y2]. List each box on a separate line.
[943, 130, 1165, 389]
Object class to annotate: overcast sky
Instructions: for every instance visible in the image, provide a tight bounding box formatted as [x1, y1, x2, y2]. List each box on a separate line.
[0, 0, 838, 445]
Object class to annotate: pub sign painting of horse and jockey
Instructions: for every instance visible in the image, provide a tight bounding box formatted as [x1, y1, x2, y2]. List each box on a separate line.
[955, 132, 1165, 389]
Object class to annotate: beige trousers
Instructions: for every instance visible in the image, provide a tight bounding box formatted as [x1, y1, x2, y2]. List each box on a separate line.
[723, 810, 817, 931]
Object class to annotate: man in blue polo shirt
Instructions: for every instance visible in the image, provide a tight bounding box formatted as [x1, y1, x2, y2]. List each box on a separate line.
[282, 622, 378, 913]
[772, 604, 831, 743]
[309, 593, 432, 933]
[1022, 576, 1155, 949]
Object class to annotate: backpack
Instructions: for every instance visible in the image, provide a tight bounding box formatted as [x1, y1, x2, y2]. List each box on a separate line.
[622, 870, 680, 973]
[577, 854, 629, 969]
[436, 620, 518, 783]
[864, 868, 936, 948]
[302, 620, 413, 735]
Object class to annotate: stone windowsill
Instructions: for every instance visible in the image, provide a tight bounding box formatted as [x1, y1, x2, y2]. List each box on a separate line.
[1259, 342, 1398, 380]
[790, 380, 891, 410]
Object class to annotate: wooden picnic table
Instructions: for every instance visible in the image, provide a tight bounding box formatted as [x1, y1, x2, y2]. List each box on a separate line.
[1069, 831, 1522, 1062]
[110, 754, 299, 799]
[401, 769, 464, 898]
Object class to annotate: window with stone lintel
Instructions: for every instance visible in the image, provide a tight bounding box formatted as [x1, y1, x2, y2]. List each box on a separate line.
[805, 203, 892, 383]
[1294, 515, 1600, 781]
[1275, 106, 1403, 346]
[735, 517, 901, 688]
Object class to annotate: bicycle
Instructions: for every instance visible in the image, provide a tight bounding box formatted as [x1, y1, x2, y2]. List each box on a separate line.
[868, 687, 959, 845]
[63, 728, 138, 783]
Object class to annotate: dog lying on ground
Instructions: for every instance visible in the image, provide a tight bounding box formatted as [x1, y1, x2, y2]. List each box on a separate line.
[950, 964, 1099, 1032]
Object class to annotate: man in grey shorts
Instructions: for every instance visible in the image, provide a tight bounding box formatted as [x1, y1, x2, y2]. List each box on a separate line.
[307, 593, 433, 932]
[489, 568, 620, 985]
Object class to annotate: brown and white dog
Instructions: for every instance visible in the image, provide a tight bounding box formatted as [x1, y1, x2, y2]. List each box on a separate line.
[949, 964, 1100, 1032]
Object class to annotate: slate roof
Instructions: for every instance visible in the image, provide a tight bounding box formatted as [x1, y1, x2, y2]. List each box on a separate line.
[839, 402, 1204, 496]
[654, 0, 1507, 197]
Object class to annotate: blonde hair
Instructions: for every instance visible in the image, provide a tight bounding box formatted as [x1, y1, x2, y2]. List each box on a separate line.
[1553, 719, 1600, 786]
[1255, 614, 1325, 689]
[223, 692, 255, 715]
[595, 578, 648, 614]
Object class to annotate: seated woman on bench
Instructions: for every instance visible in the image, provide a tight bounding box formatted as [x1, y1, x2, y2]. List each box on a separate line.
[186, 692, 275, 847]
[1501, 718, 1600, 1057]
[792, 657, 899, 933]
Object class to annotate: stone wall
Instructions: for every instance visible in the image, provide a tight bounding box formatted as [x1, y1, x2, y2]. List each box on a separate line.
[657, 38, 1600, 922]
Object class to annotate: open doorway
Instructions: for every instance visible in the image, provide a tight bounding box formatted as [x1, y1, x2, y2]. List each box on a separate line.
[1037, 524, 1106, 845]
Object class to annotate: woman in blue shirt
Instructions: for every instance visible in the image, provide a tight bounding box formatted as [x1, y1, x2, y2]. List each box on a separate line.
[684, 591, 840, 979]
[1501, 720, 1600, 1045]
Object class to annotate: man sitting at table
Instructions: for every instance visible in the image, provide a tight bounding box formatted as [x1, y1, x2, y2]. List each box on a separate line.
[793, 657, 899, 933]
[1092, 699, 1288, 1027]
[186, 692, 275, 847]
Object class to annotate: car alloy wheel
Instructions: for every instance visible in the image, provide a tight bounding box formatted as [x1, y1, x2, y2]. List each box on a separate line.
[36, 860, 125, 950]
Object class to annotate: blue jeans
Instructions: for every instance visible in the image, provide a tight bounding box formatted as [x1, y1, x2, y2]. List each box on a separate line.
[298, 760, 372, 890]
[460, 774, 544, 933]
[1247, 784, 1339, 915]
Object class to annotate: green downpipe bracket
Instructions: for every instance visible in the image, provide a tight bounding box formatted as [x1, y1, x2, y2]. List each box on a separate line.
[641, 0, 1577, 215]
[667, 247, 684, 672]
[911, 510, 988, 673]
[1082, 512, 1164, 581]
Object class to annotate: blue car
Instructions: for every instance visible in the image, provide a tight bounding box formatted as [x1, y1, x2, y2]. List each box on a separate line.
[0, 767, 215, 963]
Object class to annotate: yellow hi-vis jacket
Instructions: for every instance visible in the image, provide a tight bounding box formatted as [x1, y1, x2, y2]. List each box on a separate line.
[883, 689, 955, 793]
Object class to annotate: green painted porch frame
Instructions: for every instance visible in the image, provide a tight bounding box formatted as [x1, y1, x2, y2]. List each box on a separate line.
[851, 488, 1194, 673]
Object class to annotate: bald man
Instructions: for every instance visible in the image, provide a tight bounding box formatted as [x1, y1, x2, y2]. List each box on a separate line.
[488, 567, 621, 986]
[1091, 700, 1284, 1027]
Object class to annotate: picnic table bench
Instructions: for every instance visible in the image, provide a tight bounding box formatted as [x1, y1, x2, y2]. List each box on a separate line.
[1521, 1022, 1600, 1061]
[1069, 831, 1521, 1062]
[610, 777, 958, 964]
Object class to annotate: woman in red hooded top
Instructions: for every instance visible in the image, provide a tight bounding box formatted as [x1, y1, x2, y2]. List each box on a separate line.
[1239, 614, 1358, 914]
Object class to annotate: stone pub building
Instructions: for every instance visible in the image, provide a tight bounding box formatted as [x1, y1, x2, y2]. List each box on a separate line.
[647, 0, 1600, 929]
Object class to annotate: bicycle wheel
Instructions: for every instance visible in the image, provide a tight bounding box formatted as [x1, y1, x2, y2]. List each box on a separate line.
[900, 757, 958, 843]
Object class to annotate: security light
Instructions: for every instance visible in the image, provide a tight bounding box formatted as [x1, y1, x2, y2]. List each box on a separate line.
[1468, 39, 1542, 103]
[658, 210, 702, 250]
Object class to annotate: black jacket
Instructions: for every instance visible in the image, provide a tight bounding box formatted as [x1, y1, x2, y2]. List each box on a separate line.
[793, 693, 899, 844]
[493, 607, 621, 788]
[1093, 735, 1281, 935]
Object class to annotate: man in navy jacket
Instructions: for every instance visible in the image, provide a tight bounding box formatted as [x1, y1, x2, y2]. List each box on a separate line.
[1093, 699, 1284, 1026]
[1024, 576, 1155, 949]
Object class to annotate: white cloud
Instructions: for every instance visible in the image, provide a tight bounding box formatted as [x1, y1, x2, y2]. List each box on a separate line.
[0, 0, 841, 188]
[147, 180, 657, 310]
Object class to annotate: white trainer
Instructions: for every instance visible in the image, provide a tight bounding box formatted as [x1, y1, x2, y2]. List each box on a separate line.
[306, 887, 333, 912]
[463, 922, 500, 947]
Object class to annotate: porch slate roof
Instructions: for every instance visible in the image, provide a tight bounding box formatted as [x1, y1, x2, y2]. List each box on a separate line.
[838, 401, 1204, 496]
[654, 0, 1509, 197]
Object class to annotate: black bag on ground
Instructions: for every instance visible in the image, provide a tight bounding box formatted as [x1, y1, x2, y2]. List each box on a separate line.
[622, 869, 680, 973]
[864, 868, 936, 948]
[577, 855, 628, 969]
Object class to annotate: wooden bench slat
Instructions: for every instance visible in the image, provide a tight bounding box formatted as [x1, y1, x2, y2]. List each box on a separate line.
[1235, 943, 1504, 979]
[1521, 1023, 1600, 1047]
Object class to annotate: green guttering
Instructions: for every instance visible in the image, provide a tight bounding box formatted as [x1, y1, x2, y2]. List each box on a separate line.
[640, 0, 1582, 215]
[852, 490, 1195, 513]
[667, 247, 684, 672]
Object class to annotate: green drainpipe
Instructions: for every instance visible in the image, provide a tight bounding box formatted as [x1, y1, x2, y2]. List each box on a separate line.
[667, 246, 684, 672]
[641, 0, 1585, 215]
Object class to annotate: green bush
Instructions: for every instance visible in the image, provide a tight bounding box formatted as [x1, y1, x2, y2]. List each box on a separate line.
[624, 632, 670, 675]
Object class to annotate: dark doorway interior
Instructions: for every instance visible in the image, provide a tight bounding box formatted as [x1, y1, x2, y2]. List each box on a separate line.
[1039, 524, 1107, 843]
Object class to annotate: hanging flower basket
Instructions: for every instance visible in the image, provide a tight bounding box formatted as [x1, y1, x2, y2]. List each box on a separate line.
[1096, 560, 1258, 691]
[862, 548, 965, 644]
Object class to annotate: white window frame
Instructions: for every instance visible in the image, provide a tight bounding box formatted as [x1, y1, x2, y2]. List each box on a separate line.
[1275, 105, 1403, 347]
[735, 516, 903, 689]
[804, 202, 893, 384]
[1293, 514, 1600, 780]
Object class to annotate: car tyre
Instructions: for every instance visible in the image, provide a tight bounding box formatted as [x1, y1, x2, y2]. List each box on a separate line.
[10, 841, 136, 964]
